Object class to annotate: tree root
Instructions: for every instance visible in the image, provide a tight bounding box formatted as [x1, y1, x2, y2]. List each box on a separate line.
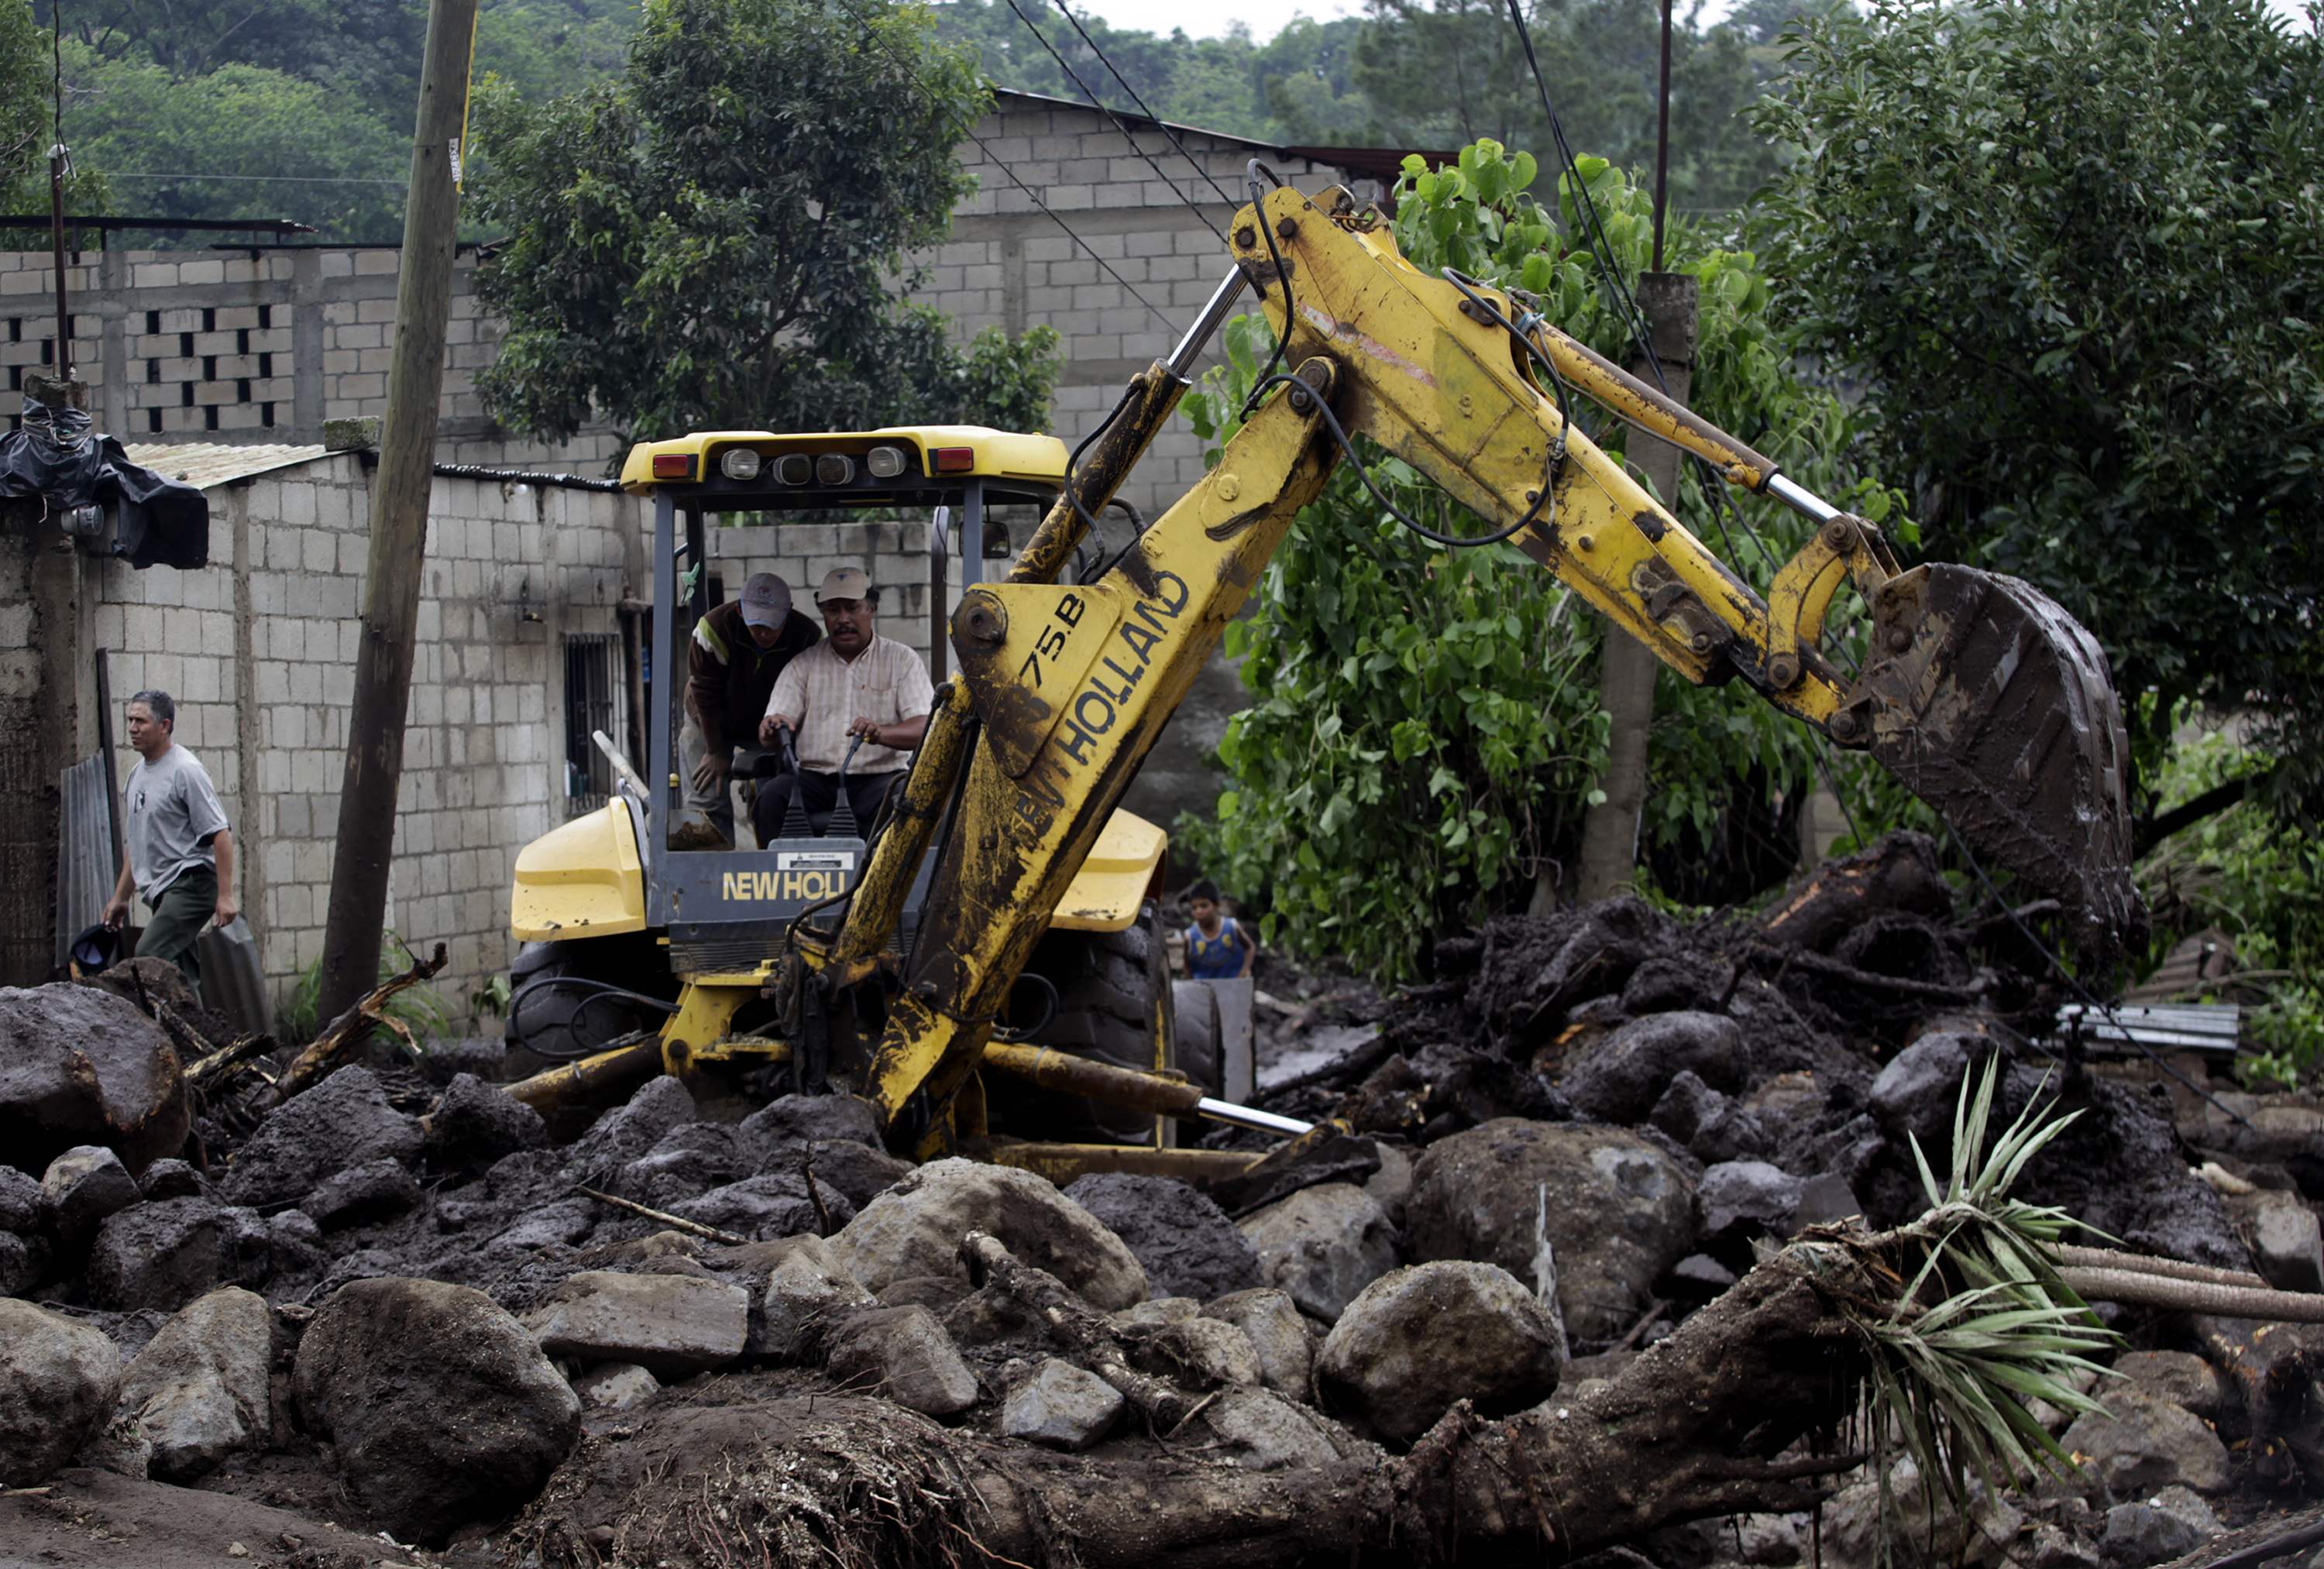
[961, 1230, 1206, 1430]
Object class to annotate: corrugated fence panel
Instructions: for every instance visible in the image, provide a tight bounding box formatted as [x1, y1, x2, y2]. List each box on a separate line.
[54, 755, 112, 970]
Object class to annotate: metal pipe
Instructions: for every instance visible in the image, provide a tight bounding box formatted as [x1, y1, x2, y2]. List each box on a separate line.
[1195, 1096, 1314, 1137]
[591, 728, 651, 802]
[1167, 270, 1250, 381]
[502, 1037, 663, 1112]
[1766, 472, 1844, 525]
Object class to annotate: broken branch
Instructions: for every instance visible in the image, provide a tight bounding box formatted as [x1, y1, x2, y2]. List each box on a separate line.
[272, 942, 449, 1103]
[572, 1185, 751, 1247]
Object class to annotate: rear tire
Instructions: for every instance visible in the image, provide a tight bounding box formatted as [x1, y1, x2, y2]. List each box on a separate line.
[989, 903, 1189, 1145]
[507, 933, 676, 1061]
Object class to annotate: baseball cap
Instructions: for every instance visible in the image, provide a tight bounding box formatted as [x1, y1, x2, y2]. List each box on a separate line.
[816, 566, 871, 605]
[738, 573, 792, 628]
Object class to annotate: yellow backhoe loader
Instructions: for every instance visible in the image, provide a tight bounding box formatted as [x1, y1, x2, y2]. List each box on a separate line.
[503, 174, 2140, 1182]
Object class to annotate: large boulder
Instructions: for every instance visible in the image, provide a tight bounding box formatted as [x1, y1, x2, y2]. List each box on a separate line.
[1204, 1288, 1314, 1399]
[739, 1092, 881, 1154]
[1408, 1120, 1696, 1344]
[86, 1196, 270, 1311]
[294, 1277, 581, 1543]
[520, 1271, 750, 1376]
[1064, 1174, 1261, 1300]
[557, 1075, 697, 1184]
[115, 1286, 273, 1481]
[0, 982, 190, 1175]
[830, 1158, 1147, 1310]
[218, 1067, 421, 1209]
[756, 1234, 875, 1360]
[672, 1172, 853, 1240]
[41, 1144, 142, 1240]
[1237, 1183, 1400, 1323]
[1560, 1011, 1742, 1124]
[1870, 1032, 1988, 1149]
[821, 1306, 980, 1417]
[1316, 1261, 1564, 1444]
[1001, 1357, 1123, 1450]
[424, 1072, 546, 1172]
[0, 1165, 44, 1232]
[2059, 1390, 2230, 1495]
[0, 1299, 122, 1484]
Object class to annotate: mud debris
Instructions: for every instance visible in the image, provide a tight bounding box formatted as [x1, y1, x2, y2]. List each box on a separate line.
[0, 832, 2319, 1565]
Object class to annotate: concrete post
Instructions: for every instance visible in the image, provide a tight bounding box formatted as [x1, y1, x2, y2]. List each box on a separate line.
[1572, 272, 1700, 905]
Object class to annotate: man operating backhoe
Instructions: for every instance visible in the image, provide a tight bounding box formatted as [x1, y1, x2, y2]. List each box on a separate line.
[753, 567, 933, 841]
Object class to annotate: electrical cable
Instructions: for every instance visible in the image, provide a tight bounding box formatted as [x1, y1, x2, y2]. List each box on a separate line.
[827, 0, 1174, 330]
[1047, 0, 1243, 210]
[1497, 0, 1788, 586]
[999, 0, 1226, 243]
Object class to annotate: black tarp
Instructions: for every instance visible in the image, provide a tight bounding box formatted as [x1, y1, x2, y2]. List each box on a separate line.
[0, 404, 208, 569]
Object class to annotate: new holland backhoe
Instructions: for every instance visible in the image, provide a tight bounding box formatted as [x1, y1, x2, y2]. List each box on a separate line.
[502, 173, 2140, 1182]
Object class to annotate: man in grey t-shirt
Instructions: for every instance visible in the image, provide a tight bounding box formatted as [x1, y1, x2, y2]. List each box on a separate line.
[101, 689, 237, 997]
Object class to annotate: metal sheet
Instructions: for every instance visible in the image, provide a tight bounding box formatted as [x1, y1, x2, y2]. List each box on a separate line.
[53, 755, 112, 970]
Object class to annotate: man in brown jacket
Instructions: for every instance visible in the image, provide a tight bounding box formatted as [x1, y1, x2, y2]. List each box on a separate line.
[676, 572, 818, 847]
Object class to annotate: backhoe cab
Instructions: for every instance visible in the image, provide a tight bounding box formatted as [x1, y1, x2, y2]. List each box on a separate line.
[504, 427, 1210, 1158]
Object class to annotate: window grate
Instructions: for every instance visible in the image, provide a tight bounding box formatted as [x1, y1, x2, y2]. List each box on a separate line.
[562, 633, 631, 818]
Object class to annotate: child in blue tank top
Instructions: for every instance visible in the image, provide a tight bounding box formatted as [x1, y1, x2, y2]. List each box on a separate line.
[1184, 879, 1256, 980]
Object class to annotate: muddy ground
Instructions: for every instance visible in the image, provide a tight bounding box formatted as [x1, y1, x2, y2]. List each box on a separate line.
[5, 832, 2324, 1568]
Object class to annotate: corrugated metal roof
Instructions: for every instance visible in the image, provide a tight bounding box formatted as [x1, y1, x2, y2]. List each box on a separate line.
[121, 442, 334, 490]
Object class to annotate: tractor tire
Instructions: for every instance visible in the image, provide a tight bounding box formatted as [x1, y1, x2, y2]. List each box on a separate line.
[991, 903, 1192, 1146]
[507, 933, 677, 1062]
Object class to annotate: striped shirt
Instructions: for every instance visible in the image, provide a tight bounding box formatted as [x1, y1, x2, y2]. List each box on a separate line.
[764, 632, 934, 774]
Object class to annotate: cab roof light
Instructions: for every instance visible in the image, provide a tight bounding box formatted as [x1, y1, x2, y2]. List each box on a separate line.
[773, 453, 813, 486]
[931, 446, 975, 473]
[815, 453, 855, 486]
[865, 445, 908, 480]
[720, 447, 762, 481]
[651, 453, 696, 480]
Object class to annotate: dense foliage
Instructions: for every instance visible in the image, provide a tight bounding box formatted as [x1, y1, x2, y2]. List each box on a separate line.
[1750, 0, 2324, 821]
[1175, 139, 1903, 979]
[469, 0, 1061, 446]
[931, 0, 1837, 212]
[15, 0, 1839, 243]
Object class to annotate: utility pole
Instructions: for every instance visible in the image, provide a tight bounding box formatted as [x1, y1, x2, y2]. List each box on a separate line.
[315, 0, 478, 1023]
[1571, 0, 1693, 905]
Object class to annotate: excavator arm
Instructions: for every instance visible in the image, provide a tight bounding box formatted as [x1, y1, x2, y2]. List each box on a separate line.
[823, 177, 2139, 1151]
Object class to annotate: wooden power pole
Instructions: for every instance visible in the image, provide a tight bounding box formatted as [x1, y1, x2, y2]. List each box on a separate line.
[315, 0, 479, 1024]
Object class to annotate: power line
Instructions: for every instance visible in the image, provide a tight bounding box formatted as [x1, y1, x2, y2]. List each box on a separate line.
[1047, 0, 1241, 211]
[999, 0, 1225, 242]
[104, 172, 409, 186]
[1499, 0, 1786, 586]
[826, 0, 1175, 330]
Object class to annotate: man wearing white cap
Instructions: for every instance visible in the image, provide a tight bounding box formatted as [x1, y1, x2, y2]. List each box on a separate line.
[754, 566, 933, 840]
[678, 571, 818, 847]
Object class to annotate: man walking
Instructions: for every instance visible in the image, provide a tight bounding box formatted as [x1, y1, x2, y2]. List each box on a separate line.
[753, 567, 933, 840]
[101, 690, 235, 997]
[676, 571, 820, 848]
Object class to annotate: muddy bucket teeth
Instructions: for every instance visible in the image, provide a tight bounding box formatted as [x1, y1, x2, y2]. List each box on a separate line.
[1834, 563, 2144, 965]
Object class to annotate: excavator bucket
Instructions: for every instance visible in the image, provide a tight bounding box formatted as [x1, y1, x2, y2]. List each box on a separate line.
[1838, 564, 2144, 964]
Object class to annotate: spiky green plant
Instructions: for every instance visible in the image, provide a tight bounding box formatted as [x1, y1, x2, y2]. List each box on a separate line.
[1803, 1058, 2120, 1558]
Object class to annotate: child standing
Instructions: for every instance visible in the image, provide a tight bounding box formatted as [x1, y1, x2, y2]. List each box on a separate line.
[1184, 879, 1257, 980]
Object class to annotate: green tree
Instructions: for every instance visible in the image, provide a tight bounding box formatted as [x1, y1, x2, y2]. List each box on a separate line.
[470, 0, 1061, 447]
[57, 53, 404, 240]
[1177, 139, 1903, 978]
[1750, 0, 2324, 820]
[1351, 0, 1783, 214]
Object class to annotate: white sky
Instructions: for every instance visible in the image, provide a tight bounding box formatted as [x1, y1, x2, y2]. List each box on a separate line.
[1070, 0, 2309, 46]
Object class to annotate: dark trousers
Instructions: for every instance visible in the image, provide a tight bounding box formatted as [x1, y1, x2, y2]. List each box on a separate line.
[751, 769, 906, 843]
[138, 864, 215, 1000]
